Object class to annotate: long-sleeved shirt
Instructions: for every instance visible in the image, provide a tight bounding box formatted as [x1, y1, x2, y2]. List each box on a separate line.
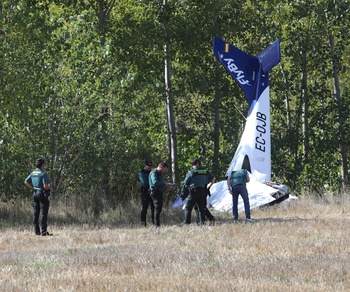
[149, 169, 166, 192]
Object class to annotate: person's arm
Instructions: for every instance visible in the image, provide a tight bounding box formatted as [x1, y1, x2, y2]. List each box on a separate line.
[153, 171, 166, 190]
[43, 183, 50, 191]
[183, 171, 192, 187]
[208, 175, 216, 189]
[138, 170, 147, 187]
[227, 176, 232, 193]
[246, 171, 250, 183]
[149, 171, 154, 189]
[43, 172, 50, 191]
[24, 180, 32, 189]
[24, 174, 32, 189]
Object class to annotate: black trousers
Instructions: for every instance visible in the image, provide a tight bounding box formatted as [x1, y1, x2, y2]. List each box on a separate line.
[194, 205, 215, 223]
[184, 187, 207, 224]
[140, 187, 155, 225]
[32, 190, 50, 234]
[150, 189, 163, 227]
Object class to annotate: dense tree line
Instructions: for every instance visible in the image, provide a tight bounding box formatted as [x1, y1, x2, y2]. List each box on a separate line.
[1, 0, 350, 211]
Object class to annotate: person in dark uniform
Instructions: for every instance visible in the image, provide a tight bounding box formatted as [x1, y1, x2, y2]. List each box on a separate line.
[227, 169, 253, 222]
[149, 162, 170, 228]
[183, 158, 216, 225]
[138, 159, 154, 226]
[24, 158, 51, 236]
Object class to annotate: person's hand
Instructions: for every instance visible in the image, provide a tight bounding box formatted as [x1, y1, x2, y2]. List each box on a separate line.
[44, 189, 51, 198]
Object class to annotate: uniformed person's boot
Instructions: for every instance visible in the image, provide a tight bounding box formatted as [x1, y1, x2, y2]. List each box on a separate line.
[35, 226, 41, 235]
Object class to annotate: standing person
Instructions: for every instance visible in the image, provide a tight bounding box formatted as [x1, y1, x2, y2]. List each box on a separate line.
[24, 158, 51, 236]
[227, 169, 253, 222]
[138, 159, 154, 226]
[183, 158, 216, 225]
[149, 162, 170, 228]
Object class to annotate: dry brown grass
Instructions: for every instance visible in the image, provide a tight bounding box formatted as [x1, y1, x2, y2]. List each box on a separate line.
[1, 194, 350, 291]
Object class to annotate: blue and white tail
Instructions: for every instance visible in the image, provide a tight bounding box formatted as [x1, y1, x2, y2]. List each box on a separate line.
[213, 37, 280, 182]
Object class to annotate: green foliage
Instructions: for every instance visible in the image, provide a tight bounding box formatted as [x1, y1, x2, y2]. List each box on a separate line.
[1, 0, 350, 210]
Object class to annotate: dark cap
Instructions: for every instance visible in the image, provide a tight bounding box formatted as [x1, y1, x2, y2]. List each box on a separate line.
[35, 158, 45, 168]
[144, 159, 152, 166]
[191, 158, 201, 166]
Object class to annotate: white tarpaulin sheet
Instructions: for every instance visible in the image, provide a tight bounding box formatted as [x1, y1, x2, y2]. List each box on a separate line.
[207, 174, 278, 213]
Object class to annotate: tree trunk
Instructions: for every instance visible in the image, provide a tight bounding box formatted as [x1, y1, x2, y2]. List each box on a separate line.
[279, 64, 291, 130]
[212, 60, 221, 176]
[301, 49, 309, 166]
[97, 0, 115, 198]
[163, 0, 179, 183]
[329, 33, 348, 188]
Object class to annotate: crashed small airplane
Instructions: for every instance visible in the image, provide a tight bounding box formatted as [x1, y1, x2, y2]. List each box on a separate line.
[207, 37, 292, 213]
[172, 37, 294, 212]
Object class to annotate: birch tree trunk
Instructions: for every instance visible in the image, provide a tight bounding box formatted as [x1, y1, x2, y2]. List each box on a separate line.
[301, 49, 309, 166]
[163, 0, 179, 183]
[329, 33, 348, 188]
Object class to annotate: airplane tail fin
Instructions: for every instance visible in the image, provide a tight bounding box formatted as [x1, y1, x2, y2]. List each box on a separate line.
[214, 37, 281, 182]
[257, 39, 281, 73]
[213, 37, 259, 111]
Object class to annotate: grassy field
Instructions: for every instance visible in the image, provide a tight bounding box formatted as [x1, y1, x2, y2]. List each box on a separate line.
[1, 194, 350, 291]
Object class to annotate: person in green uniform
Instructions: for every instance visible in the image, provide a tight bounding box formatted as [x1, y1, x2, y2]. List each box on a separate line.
[24, 158, 51, 236]
[138, 159, 154, 226]
[183, 158, 216, 225]
[149, 162, 170, 227]
[227, 169, 253, 222]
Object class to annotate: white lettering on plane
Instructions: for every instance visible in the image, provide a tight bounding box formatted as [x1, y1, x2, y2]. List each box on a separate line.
[223, 58, 250, 85]
[255, 112, 266, 152]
